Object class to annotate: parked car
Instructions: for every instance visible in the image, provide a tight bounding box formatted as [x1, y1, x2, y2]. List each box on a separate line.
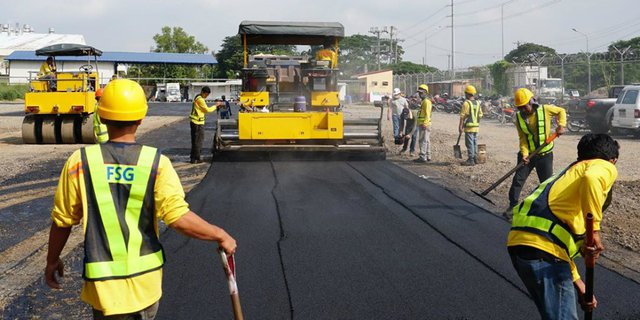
[580, 85, 625, 133]
[610, 85, 640, 136]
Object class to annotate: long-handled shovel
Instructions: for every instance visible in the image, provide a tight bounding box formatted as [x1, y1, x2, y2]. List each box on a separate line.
[584, 213, 595, 320]
[454, 132, 462, 159]
[471, 133, 558, 204]
[219, 249, 244, 320]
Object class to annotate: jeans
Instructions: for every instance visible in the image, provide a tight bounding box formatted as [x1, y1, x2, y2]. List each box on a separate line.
[190, 122, 204, 161]
[392, 114, 400, 137]
[510, 251, 578, 320]
[464, 132, 477, 161]
[401, 129, 418, 153]
[93, 301, 159, 320]
[418, 126, 431, 160]
[508, 152, 554, 208]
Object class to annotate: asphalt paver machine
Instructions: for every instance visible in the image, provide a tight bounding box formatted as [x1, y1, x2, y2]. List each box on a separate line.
[214, 21, 385, 159]
[22, 44, 102, 144]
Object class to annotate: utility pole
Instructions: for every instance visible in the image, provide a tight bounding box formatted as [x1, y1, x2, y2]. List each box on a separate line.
[369, 26, 388, 70]
[572, 28, 591, 95]
[450, 0, 455, 80]
[612, 45, 631, 85]
[556, 53, 569, 102]
[389, 26, 396, 64]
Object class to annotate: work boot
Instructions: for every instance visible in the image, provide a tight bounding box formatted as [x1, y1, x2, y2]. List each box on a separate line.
[413, 158, 428, 163]
[463, 159, 475, 166]
[502, 207, 514, 222]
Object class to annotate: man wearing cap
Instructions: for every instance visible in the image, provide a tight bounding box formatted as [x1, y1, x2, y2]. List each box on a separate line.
[504, 88, 566, 220]
[44, 79, 236, 318]
[387, 88, 408, 139]
[189, 86, 221, 164]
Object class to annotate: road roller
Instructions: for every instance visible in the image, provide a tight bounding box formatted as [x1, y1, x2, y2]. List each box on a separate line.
[22, 43, 102, 144]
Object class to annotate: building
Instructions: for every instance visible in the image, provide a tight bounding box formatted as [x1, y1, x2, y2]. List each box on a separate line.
[0, 24, 85, 75]
[354, 70, 393, 102]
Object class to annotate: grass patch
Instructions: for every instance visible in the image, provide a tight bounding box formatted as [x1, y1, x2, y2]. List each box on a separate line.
[0, 84, 29, 101]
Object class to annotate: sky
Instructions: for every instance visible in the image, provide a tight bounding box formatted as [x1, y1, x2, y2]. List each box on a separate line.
[3, 0, 639, 70]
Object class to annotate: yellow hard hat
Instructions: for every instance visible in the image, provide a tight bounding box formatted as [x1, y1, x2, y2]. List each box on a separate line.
[464, 85, 477, 96]
[418, 84, 429, 93]
[98, 79, 148, 121]
[514, 88, 534, 107]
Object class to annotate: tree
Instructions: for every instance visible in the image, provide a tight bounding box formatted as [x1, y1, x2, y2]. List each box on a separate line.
[214, 34, 296, 78]
[489, 60, 511, 95]
[390, 61, 437, 74]
[339, 34, 378, 77]
[504, 43, 556, 63]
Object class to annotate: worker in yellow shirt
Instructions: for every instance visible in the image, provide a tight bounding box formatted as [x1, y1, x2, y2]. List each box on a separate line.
[458, 85, 483, 166]
[38, 56, 57, 91]
[414, 84, 433, 163]
[189, 86, 220, 164]
[315, 43, 338, 68]
[505, 88, 566, 220]
[507, 133, 618, 319]
[44, 79, 237, 318]
[93, 88, 108, 144]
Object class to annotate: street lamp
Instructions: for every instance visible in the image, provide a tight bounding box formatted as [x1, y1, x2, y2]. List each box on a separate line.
[572, 28, 591, 95]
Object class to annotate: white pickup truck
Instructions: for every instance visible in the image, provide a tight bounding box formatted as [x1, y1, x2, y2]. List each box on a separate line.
[610, 84, 640, 136]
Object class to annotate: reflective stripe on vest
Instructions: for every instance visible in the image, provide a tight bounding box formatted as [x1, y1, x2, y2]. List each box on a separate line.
[511, 163, 584, 259]
[190, 95, 206, 124]
[516, 105, 553, 154]
[82, 144, 164, 280]
[465, 100, 480, 128]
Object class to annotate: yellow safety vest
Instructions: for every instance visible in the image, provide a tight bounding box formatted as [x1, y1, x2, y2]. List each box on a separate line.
[93, 112, 109, 144]
[511, 163, 584, 259]
[190, 95, 206, 125]
[464, 100, 480, 128]
[516, 105, 553, 154]
[81, 144, 164, 280]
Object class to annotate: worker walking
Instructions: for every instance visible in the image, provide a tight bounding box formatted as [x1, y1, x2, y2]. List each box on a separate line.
[190, 86, 220, 164]
[508, 133, 618, 319]
[93, 88, 108, 144]
[44, 79, 237, 319]
[504, 88, 566, 220]
[458, 85, 483, 166]
[414, 84, 433, 163]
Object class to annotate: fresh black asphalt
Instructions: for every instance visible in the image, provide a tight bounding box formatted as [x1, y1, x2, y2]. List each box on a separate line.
[158, 160, 640, 319]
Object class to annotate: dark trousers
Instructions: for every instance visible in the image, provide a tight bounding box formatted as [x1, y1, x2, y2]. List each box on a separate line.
[190, 122, 204, 161]
[508, 151, 554, 208]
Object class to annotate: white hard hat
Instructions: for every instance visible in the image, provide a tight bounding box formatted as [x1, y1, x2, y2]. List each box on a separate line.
[393, 88, 401, 95]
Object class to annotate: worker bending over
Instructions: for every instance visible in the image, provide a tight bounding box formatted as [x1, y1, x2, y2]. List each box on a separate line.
[45, 79, 236, 318]
[505, 88, 566, 220]
[189, 86, 220, 164]
[507, 133, 618, 319]
[458, 85, 483, 166]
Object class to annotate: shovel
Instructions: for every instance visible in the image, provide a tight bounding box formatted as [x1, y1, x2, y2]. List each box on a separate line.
[454, 132, 462, 159]
[471, 133, 558, 204]
[219, 249, 244, 320]
[584, 213, 595, 320]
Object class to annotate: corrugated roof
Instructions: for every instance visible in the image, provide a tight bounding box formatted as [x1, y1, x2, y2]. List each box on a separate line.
[6, 50, 216, 65]
[0, 32, 85, 56]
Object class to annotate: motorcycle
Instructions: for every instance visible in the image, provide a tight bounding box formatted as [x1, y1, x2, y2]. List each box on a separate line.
[566, 113, 590, 132]
[499, 105, 517, 125]
[431, 94, 448, 112]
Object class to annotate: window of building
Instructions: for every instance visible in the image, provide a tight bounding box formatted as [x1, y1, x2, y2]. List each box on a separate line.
[382, 81, 389, 86]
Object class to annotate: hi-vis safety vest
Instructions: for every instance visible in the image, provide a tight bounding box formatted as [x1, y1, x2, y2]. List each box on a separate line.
[81, 144, 164, 281]
[93, 112, 108, 144]
[464, 100, 480, 128]
[511, 163, 585, 259]
[517, 105, 553, 154]
[190, 95, 206, 124]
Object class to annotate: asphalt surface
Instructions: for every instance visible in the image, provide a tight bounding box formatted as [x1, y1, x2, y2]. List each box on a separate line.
[158, 160, 640, 319]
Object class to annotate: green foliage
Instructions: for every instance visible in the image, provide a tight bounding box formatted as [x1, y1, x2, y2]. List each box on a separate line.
[153, 26, 208, 54]
[214, 34, 296, 78]
[504, 43, 556, 63]
[391, 61, 437, 74]
[0, 84, 29, 101]
[339, 34, 406, 77]
[489, 60, 511, 95]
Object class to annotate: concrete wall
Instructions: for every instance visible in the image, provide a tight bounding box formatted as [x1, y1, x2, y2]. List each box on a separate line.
[357, 70, 393, 102]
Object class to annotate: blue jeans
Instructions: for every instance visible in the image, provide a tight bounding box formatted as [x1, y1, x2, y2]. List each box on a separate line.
[464, 132, 477, 161]
[510, 252, 578, 320]
[392, 114, 400, 137]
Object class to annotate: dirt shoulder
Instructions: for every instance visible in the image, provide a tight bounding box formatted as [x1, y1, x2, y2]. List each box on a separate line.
[376, 107, 640, 282]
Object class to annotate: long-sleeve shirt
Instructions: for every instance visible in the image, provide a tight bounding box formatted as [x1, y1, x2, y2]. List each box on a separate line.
[190, 95, 217, 125]
[516, 104, 566, 157]
[507, 159, 617, 281]
[39, 62, 55, 77]
[417, 98, 432, 127]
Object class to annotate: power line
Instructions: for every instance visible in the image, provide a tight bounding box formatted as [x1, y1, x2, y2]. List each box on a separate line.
[456, 0, 561, 28]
